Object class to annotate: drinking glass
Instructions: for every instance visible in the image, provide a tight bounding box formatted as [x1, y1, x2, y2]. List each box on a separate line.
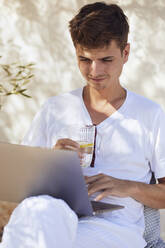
[60, 125, 95, 167]
[77, 125, 95, 167]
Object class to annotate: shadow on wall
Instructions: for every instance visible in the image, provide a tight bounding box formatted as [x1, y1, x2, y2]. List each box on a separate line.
[0, 113, 9, 143]
[14, 0, 83, 91]
[119, 0, 165, 106]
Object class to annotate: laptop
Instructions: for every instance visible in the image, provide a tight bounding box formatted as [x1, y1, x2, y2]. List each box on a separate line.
[0, 142, 124, 217]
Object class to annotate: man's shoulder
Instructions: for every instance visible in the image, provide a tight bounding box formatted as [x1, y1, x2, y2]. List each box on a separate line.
[126, 90, 164, 126]
[128, 90, 161, 112]
[43, 88, 83, 106]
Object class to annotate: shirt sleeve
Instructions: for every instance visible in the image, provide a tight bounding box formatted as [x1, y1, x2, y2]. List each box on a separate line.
[150, 107, 165, 179]
[21, 101, 49, 148]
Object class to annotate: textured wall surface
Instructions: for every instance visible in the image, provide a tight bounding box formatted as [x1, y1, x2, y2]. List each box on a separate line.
[0, 0, 165, 240]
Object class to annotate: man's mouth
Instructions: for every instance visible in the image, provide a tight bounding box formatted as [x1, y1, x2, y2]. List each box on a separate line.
[89, 77, 106, 82]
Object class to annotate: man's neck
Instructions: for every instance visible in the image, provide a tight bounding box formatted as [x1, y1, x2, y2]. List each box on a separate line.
[83, 84, 126, 109]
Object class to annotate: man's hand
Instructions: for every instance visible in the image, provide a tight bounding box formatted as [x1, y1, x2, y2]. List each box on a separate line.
[85, 174, 134, 201]
[85, 174, 165, 208]
[53, 138, 84, 161]
[53, 138, 80, 151]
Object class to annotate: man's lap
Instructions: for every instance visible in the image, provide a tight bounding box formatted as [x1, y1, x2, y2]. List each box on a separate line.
[0, 195, 156, 248]
[76, 216, 145, 248]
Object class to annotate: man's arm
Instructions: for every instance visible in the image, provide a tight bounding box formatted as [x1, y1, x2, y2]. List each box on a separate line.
[85, 174, 165, 209]
[54, 139, 165, 209]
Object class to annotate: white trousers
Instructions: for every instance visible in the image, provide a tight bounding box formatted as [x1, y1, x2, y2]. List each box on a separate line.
[0, 196, 78, 248]
[0, 195, 146, 248]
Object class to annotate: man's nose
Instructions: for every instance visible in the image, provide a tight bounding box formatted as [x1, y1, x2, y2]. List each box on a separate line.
[89, 61, 103, 77]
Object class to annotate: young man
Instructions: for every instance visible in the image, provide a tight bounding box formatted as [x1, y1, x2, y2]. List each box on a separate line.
[1, 2, 165, 248]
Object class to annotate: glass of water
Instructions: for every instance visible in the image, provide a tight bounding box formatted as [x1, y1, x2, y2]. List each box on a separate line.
[54, 125, 95, 167]
[61, 125, 95, 167]
[78, 125, 95, 167]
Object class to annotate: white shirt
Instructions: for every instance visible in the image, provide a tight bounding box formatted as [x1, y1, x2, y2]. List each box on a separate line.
[23, 88, 165, 247]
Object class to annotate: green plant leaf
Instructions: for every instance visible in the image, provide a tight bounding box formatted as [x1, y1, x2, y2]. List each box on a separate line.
[20, 92, 31, 98]
[0, 61, 35, 103]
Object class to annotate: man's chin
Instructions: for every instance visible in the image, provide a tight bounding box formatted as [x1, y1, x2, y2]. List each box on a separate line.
[87, 82, 107, 90]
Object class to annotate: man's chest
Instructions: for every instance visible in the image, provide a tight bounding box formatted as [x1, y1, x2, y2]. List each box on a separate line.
[85, 105, 117, 125]
[84, 97, 126, 125]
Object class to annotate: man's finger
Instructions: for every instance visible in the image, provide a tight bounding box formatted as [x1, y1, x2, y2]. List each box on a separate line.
[85, 174, 105, 184]
[88, 181, 110, 196]
[94, 190, 112, 201]
[53, 138, 80, 151]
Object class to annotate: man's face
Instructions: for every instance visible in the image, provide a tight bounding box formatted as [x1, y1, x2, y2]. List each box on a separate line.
[76, 40, 130, 91]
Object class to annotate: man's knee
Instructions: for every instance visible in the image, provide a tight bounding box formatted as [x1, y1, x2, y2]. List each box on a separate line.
[19, 195, 55, 210]
[15, 195, 76, 218]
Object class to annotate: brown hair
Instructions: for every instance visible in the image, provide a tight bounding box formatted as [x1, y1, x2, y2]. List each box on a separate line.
[69, 2, 129, 52]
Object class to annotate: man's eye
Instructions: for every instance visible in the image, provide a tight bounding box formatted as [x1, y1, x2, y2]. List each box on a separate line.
[79, 58, 90, 62]
[102, 59, 113, 62]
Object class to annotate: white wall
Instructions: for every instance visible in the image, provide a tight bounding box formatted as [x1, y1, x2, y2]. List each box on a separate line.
[0, 0, 165, 239]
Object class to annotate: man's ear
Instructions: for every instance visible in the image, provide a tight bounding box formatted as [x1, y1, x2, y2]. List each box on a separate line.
[123, 43, 130, 63]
